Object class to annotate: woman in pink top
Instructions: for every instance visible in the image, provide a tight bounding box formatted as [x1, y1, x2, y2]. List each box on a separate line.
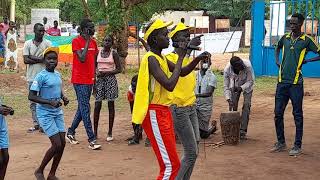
[93, 35, 122, 141]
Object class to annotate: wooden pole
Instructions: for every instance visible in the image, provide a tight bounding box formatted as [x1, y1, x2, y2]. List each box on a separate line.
[10, 0, 15, 21]
[136, 23, 140, 67]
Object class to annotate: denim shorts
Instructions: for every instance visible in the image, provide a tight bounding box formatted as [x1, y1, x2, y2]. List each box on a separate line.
[37, 105, 65, 137]
[0, 115, 9, 149]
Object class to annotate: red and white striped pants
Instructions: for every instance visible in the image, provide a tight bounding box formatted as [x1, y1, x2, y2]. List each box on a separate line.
[142, 104, 180, 180]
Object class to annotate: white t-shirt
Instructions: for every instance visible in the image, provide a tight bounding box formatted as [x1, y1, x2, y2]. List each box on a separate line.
[68, 28, 78, 36]
[23, 39, 52, 82]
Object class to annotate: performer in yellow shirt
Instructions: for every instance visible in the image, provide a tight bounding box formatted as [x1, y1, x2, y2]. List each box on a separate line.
[166, 22, 209, 180]
[132, 19, 210, 179]
[132, 19, 185, 180]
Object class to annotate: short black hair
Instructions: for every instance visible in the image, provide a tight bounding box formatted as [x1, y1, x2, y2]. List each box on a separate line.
[181, 18, 185, 23]
[104, 35, 114, 44]
[54, 20, 58, 23]
[230, 56, 242, 65]
[80, 18, 92, 31]
[34, 23, 43, 31]
[292, 13, 305, 24]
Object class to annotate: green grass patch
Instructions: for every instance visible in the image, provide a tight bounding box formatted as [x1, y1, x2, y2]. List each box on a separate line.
[0, 69, 18, 74]
[210, 70, 277, 97]
[1, 67, 277, 118]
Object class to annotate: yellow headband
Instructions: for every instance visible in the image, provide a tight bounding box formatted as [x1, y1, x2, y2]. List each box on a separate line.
[169, 22, 192, 38]
[144, 19, 173, 41]
[43, 47, 59, 57]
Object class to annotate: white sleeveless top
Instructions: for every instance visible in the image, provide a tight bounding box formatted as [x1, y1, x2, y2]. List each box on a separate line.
[97, 49, 115, 72]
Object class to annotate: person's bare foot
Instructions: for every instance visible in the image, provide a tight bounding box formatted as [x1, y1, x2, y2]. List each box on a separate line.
[34, 169, 45, 180]
[47, 175, 59, 180]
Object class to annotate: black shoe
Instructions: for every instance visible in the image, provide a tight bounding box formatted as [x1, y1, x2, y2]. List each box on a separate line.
[66, 134, 79, 145]
[240, 133, 247, 140]
[128, 139, 139, 145]
[126, 136, 134, 141]
[145, 138, 151, 147]
[270, 142, 287, 152]
[289, 146, 302, 156]
[211, 121, 217, 134]
[240, 130, 247, 140]
[27, 125, 40, 133]
[39, 127, 44, 133]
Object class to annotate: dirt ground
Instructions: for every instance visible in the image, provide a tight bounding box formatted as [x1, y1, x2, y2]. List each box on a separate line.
[1, 46, 320, 180]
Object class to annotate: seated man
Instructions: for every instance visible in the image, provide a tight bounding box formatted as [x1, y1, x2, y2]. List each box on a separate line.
[223, 56, 254, 140]
[195, 56, 217, 139]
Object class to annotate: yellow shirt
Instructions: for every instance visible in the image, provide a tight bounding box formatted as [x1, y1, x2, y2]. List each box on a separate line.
[166, 52, 196, 107]
[132, 51, 173, 124]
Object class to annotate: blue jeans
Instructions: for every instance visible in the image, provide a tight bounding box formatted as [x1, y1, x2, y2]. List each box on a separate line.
[68, 84, 95, 142]
[274, 83, 303, 148]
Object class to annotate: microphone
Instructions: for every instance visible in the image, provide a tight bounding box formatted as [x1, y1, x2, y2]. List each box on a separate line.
[172, 42, 202, 51]
[187, 45, 202, 51]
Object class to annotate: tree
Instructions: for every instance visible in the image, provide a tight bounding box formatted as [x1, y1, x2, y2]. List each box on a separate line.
[74, 0, 204, 71]
[59, 0, 253, 71]
[16, 0, 62, 23]
[202, 0, 252, 26]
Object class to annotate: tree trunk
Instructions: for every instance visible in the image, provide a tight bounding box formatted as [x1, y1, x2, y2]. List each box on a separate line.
[115, 20, 129, 73]
[81, 0, 91, 18]
[115, 0, 129, 73]
[129, 31, 149, 51]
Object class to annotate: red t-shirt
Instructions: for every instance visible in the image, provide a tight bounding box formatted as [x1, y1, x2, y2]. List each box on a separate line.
[47, 27, 61, 36]
[71, 36, 99, 84]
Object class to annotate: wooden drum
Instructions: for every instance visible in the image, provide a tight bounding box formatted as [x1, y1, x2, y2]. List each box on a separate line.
[220, 111, 241, 145]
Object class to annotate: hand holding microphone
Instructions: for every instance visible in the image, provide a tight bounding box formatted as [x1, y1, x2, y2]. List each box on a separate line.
[173, 35, 203, 51]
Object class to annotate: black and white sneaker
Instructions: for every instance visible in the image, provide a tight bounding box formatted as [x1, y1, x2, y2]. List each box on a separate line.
[27, 125, 40, 133]
[66, 134, 79, 145]
[270, 142, 287, 152]
[289, 146, 302, 156]
[88, 140, 102, 150]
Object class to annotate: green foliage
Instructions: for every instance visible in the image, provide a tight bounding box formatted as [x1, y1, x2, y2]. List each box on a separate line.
[16, 0, 62, 23]
[130, 0, 253, 28]
[202, 0, 252, 26]
[58, 0, 84, 23]
[287, 0, 320, 20]
[130, 0, 203, 23]
[59, 0, 107, 24]
[58, 0, 125, 33]
[106, 0, 125, 32]
[57, 0, 254, 33]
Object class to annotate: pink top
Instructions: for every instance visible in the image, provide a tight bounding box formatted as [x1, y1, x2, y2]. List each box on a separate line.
[97, 49, 115, 72]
